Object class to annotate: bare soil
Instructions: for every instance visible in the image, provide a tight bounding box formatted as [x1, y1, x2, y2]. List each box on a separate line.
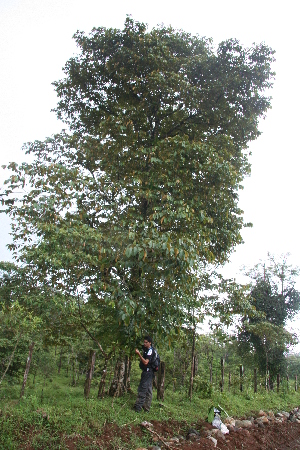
[60, 418, 300, 449]
[22, 415, 300, 449]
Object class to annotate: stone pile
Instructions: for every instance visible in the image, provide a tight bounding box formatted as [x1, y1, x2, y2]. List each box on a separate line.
[137, 406, 300, 449]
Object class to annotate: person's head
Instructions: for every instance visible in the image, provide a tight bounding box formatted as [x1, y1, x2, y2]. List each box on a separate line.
[143, 335, 152, 348]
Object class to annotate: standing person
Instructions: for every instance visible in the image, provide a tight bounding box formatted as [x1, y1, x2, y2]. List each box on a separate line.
[134, 336, 154, 412]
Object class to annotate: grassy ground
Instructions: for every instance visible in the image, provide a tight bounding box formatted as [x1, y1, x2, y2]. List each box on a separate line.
[1, 370, 300, 449]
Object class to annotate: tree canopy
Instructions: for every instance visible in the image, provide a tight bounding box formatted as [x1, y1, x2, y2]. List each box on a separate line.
[238, 254, 300, 379]
[2, 17, 275, 349]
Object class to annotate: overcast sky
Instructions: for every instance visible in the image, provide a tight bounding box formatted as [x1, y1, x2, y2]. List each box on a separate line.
[0, 0, 299, 339]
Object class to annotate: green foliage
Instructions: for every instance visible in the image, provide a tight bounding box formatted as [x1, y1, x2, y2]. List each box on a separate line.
[1, 17, 275, 353]
[238, 254, 300, 379]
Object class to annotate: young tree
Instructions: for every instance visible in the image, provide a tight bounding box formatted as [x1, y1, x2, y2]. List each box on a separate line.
[238, 254, 300, 380]
[2, 17, 275, 392]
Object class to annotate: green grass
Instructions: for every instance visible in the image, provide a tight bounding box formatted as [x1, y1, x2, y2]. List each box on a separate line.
[1, 371, 300, 449]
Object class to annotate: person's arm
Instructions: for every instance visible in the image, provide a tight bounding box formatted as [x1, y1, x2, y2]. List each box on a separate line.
[135, 348, 149, 365]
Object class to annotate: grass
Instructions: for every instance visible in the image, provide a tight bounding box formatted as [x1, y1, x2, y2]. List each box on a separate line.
[0, 369, 300, 449]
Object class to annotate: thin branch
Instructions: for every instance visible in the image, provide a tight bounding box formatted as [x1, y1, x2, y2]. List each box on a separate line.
[141, 423, 173, 449]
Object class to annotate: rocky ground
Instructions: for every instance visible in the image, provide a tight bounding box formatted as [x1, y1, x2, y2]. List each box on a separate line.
[97, 408, 300, 449]
[25, 407, 300, 449]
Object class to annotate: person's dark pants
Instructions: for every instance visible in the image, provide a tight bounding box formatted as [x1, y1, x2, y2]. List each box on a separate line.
[134, 370, 153, 412]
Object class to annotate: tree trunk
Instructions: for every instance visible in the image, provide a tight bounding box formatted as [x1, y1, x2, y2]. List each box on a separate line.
[220, 358, 225, 392]
[58, 348, 63, 374]
[209, 361, 213, 384]
[172, 349, 176, 392]
[188, 327, 196, 400]
[254, 368, 257, 393]
[20, 342, 35, 398]
[157, 361, 165, 401]
[153, 372, 158, 389]
[84, 350, 96, 398]
[239, 364, 244, 392]
[72, 355, 78, 387]
[124, 355, 131, 392]
[194, 355, 198, 377]
[98, 358, 109, 398]
[109, 355, 131, 397]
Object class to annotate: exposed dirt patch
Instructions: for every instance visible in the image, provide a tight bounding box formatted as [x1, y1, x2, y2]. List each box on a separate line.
[20, 415, 300, 449]
[95, 418, 300, 449]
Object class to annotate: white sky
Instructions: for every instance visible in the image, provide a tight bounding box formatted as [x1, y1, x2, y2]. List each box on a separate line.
[0, 0, 299, 340]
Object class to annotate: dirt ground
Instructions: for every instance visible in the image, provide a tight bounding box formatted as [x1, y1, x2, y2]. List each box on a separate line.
[58, 416, 300, 450]
[23, 411, 300, 449]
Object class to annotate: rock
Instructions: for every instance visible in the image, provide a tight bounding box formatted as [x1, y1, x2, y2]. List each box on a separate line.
[257, 422, 265, 429]
[169, 437, 179, 443]
[268, 410, 275, 419]
[204, 429, 212, 437]
[256, 416, 269, 424]
[258, 410, 267, 417]
[275, 418, 284, 423]
[141, 421, 153, 428]
[235, 419, 252, 428]
[224, 417, 235, 426]
[207, 436, 218, 447]
[149, 447, 161, 450]
[210, 429, 226, 440]
[187, 428, 200, 435]
[281, 411, 290, 418]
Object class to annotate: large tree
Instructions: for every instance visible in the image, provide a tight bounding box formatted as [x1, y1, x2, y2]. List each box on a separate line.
[2, 17, 275, 356]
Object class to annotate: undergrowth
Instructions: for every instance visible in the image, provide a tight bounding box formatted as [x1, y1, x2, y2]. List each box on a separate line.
[0, 371, 300, 449]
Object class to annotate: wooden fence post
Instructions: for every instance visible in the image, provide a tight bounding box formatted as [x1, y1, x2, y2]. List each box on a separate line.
[295, 375, 298, 392]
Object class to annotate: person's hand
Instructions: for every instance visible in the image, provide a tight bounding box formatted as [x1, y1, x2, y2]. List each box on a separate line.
[135, 348, 140, 355]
